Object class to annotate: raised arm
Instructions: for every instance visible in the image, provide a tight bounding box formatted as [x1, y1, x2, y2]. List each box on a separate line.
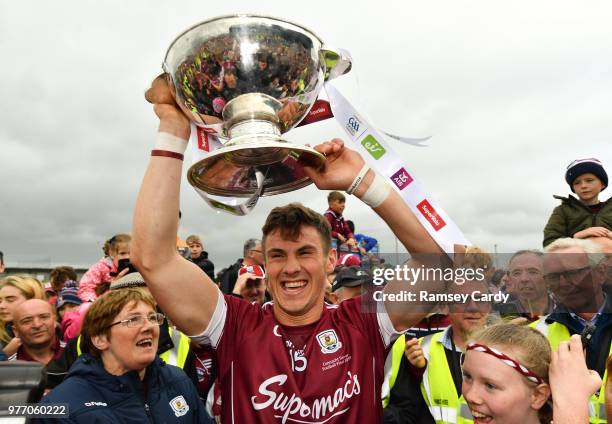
[304, 140, 447, 331]
[131, 75, 219, 336]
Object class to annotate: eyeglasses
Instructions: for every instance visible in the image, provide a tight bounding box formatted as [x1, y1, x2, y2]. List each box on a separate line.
[508, 269, 542, 279]
[109, 313, 165, 328]
[543, 266, 591, 284]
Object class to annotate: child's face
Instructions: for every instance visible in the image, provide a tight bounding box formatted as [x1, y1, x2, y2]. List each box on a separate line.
[329, 199, 345, 215]
[111, 242, 131, 267]
[462, 348, 545, 424]
[572, 172, 604, 202]
[58, 303, 79, 320]
[188, 242, 203, 258]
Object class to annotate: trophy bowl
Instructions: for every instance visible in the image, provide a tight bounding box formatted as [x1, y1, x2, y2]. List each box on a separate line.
[163, 14, 351, 197]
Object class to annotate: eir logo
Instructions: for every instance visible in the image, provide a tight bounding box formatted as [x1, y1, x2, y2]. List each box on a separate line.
[416, 200, 447, 231]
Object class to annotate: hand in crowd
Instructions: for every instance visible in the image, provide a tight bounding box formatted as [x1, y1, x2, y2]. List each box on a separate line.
[302, 139, 366, 192]
[145, 74, 191, 140]
[337, 234, 346, 243]
[346, 238, 357, 248]
[232, 271, 258, 296]
[574, 226, 612, 239]
[2, 337, 22, 357]
[404, 337, 427, 369]
[549, 335, 601, 424]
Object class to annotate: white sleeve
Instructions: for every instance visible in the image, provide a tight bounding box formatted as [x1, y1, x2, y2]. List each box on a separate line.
[376, 311, 402, 349]
[188, 290, 227, 348]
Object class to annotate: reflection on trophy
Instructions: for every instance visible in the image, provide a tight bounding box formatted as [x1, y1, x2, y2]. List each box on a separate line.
[163, 15, 351, 198]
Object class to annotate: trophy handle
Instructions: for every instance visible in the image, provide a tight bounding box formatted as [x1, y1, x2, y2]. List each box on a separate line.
[320, 47, 352, 82]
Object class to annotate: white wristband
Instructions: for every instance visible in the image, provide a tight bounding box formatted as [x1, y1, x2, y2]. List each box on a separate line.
[154, 132, 188, 154]
[346, 164, 370, 195]
[359, 172, 391, 208]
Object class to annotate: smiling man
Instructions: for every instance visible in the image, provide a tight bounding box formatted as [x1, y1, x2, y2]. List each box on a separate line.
[10, 299, 64, 365]
[532, 237, 610, 423]
[132, 75, 447, 423]
[497, 250, 555, 321]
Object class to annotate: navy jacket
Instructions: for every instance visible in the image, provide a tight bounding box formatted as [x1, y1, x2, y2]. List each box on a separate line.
[36, 354, 209, 423]
[545, 295, 612, 377]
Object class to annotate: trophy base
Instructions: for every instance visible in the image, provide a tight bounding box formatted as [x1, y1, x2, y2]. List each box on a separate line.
[187, 137, 325, 197]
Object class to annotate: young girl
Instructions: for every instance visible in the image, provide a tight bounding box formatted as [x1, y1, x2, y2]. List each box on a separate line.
[462, 324, 552, 424]
[77, 233, 131, 302]
[463, 324, 600, 424]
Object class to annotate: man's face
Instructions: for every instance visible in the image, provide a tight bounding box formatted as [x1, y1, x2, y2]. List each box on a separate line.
[507, 253, 547, 303]
[448, 280, 491, 337]
[188, 242, 203, 258]
[240, 278, 267, 305]
[13, 300, 55, 351]
[264, 226, 335, 324]
[329, 199, 345, 215]
[543, 246, 605, 312]
[248, 242, 265, 266]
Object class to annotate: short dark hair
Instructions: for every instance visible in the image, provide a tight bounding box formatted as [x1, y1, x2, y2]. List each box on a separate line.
[508, 249, 543, 267]
[346, 220, 355, 234]
[49, 266, 78, 292]
[262, 203, 332, 252]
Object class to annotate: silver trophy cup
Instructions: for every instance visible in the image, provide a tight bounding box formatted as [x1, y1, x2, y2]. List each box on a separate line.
[163, 15, 351, 198]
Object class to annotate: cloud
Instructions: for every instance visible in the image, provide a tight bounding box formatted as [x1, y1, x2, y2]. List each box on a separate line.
[1, 0, 610, 270]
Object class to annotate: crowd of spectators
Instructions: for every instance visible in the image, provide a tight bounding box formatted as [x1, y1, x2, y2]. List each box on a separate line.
[0, 113, 610, 422]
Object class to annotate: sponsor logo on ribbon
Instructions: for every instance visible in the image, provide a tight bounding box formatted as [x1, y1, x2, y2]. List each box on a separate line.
[196, 127, 210, 152]
[346, 115, 363, 137]
[296, 99, 334, 127]
[390, 168, 413, 190]
[361, 134, 386, 160]
[417, 200, 447, 231]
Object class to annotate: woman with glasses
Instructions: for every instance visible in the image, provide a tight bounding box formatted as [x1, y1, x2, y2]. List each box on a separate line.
[37, 288, 208, 423]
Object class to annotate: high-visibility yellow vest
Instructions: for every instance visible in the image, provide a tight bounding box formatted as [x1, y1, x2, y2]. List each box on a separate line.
[420, 332, 473, 424]
[159, 327, 191, 368]
[382, 334, 406, 408]
[76, 327, 191, 369]
[532, 317, 610, 423]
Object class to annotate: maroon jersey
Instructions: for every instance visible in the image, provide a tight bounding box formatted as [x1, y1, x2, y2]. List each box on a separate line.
[191, 293, 398, 423]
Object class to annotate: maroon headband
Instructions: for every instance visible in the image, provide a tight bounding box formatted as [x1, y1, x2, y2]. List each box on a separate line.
[466, 343, 545, 385]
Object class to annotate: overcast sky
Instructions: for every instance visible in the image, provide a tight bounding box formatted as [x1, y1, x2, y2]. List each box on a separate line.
[1, 0, 610, 271]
